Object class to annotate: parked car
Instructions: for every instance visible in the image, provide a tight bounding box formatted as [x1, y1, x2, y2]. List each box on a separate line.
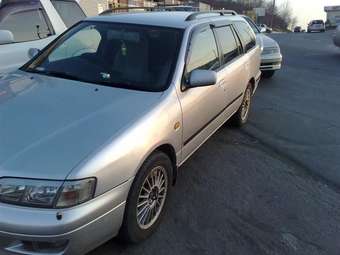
[244, 15, 282, 78]
[0, 0, 86, 74]
[334, 25, 340, 47]
[294, 26, 302, 33]
[307, 20, 325, 33]
[0, 11, 261, 255]
[258, 23, 272, 33]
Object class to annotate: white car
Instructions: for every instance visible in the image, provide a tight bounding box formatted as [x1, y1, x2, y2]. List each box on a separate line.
[258, 24, 272, 33]
[0, 0, 86, 74]
[334, 25, 340, 47]
[243, 16, 282, 78]
[307, 20, 325, 33]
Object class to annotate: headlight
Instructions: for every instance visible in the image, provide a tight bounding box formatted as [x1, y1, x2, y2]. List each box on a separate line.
[262, 47, 280, 55]
[0, 178, 96, 208]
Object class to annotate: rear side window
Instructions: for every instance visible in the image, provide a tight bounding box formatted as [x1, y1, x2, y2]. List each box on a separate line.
[0, 9, 52, 43]
[215, 26, 240, 65]
[243, 17, 260, 34]
[51, 0, 86, 28]
[234, 22, 256, 53]
[186, 28, 220, 74]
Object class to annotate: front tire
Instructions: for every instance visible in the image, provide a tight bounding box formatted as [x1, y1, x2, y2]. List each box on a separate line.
[119, 151, 173, 243]
[230, 83, 252, 127]
[262, 70, 275, 78]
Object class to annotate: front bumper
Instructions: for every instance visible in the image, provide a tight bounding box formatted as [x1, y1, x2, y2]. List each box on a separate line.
[260, 53, 282, 71]
[0, 179, 132, 255]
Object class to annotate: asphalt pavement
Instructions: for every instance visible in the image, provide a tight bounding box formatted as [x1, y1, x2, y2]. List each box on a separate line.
[90, 31, 340, 255]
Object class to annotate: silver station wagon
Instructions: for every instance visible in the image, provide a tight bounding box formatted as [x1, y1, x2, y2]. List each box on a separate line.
[0, 11, 261, 255]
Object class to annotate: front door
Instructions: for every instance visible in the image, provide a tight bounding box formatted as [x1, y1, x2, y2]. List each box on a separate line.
[178, 25, 226, 161]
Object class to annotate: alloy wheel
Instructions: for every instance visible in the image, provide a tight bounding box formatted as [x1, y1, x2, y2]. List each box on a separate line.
[136, 166, 168, 230]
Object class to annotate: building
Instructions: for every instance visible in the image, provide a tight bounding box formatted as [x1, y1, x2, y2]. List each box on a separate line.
[325, 6, 340, 27]
[79, 0, 211, 16]
[79, 0, 110, 16]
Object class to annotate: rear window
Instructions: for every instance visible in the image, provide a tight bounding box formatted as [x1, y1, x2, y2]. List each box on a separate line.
[312, 20, 324, 24]
[243, 17, 260, 34]
[234, 21, 256, 53]
[51, 0, 86, 28]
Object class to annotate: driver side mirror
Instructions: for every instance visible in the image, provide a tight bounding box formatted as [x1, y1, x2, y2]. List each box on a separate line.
[28, 48, 40, 59]
[186, 69, 217, 89]
[0, 30, 14, 44]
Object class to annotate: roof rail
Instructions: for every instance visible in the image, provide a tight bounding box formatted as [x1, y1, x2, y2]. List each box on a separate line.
[185, 10, 237, 21]
[215, 10, 238, 16]
[100, 7, 155, 15]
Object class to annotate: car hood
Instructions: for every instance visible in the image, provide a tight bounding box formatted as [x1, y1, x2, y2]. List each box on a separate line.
[256, 33, 279, 49]
[0, 71, 162, 180]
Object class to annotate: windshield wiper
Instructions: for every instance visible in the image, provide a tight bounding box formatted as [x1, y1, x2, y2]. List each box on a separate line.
[25, 68, 84, 82]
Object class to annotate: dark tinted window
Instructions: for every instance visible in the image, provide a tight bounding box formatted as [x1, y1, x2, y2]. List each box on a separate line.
[215, 26, 240, 65]
[312, 20, 324, 24]
[186, 28, 219, 74]
[24, 22, 183, 92]
[234, 22, 256, 53]
[0, 9, 51, 43]
[51, 0, 86, 28]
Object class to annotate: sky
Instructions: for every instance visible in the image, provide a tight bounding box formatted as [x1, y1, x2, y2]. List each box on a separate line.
[276, 0, 340, 27]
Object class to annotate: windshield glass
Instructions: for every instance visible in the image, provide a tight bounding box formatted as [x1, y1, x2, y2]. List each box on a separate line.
[23, 21, 183, 92]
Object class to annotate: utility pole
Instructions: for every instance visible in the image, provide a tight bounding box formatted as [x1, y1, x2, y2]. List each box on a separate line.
[270, 0, 276, 28]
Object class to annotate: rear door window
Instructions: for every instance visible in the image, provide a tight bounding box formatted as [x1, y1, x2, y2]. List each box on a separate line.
[214, 26, 240, 65]
[186, 27, 220, 74]
[234, 21, 256, 53]
[0, 9, 52, 43]
[51, 0, 86, 28]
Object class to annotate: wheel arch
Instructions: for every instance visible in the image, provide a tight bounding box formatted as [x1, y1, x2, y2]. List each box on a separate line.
[155, 144, 178, 186]
[249, 77, 256, 93]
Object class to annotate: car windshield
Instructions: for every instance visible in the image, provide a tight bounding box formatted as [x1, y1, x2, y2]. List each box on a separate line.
[23, 21, 183, 92]
[312, 20, 324, 24]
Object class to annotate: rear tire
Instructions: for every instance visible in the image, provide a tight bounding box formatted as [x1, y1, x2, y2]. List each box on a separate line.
[262, 70, 275, 78]
[230, 83, 252, 127]
[119, 151, 173, 243]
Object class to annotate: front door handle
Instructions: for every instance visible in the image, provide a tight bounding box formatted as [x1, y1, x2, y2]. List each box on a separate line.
[218, 79, 226, 86]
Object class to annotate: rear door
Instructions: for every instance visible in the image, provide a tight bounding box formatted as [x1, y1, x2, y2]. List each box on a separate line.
[233, 21, 260, 89]
[0, 4, 57, 73]
[213, 25, 246, 115]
